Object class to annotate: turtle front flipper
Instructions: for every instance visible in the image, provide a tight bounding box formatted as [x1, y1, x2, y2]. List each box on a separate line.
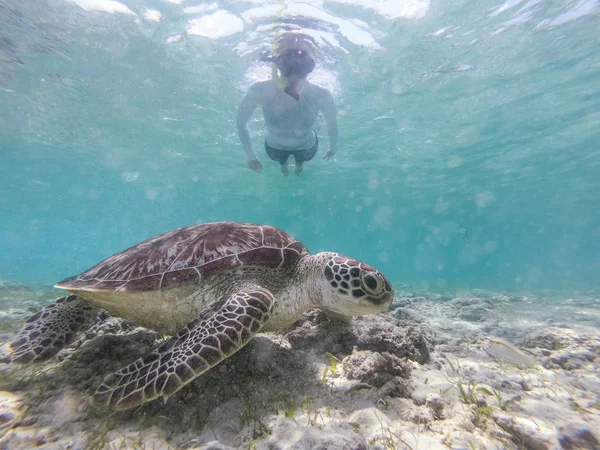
[93, 288, 275, 410]
[8, 295, 98, 363]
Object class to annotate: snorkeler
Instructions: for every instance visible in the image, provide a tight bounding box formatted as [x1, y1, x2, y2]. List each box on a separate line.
[236, 33, 338, 176]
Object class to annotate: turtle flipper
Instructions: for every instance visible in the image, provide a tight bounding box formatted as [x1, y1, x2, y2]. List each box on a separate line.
[8, 295, 98, 363]
[93, 288, 275, 410]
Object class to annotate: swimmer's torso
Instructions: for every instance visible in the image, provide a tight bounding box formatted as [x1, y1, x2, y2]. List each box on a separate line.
[260, 81, 320, 150]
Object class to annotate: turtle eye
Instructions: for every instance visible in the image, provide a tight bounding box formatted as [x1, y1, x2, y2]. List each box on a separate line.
[360, 271, 384, 295]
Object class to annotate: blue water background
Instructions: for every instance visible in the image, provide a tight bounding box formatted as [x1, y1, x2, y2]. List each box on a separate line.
[1, 0, 599, 292]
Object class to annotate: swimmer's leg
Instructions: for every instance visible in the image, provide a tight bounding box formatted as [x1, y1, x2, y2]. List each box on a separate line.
[265, 142, 291, 177]
[293, 133, 319, 176]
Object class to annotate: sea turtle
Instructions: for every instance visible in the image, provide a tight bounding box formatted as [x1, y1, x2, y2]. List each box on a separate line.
[7, 222, 394, 410]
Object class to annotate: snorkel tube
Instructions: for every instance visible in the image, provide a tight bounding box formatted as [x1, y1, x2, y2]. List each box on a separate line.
[271, 2, 287, 91]
[259, 54, 286, 91]
[269, 41, 286, 90]
[271, 64, 286, 90]
[271, 63, 286, 90]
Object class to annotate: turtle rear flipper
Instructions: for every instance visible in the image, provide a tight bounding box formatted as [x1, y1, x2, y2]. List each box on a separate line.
[93, 288, 275, 410]
[9, 295, 98, 363]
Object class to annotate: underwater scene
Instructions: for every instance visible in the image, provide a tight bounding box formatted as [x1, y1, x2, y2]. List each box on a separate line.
[1, 0, 599, 448]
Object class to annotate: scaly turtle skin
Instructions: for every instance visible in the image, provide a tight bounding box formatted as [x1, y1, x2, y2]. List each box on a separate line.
[8, 222, 394, 410]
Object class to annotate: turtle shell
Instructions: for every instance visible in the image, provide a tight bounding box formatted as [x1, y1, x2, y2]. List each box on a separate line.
[56, 222, 308, 293]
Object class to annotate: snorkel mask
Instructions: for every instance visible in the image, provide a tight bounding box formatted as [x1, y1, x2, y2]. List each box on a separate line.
[276, 49, 315, 78]
[261, 48, 316, 79]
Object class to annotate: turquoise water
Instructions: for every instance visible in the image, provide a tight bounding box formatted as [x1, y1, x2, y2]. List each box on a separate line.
[1, 0, 599, 292]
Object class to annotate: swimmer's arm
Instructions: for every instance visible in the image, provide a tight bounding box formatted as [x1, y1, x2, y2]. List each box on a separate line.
[236, 83, 262, 161]
[320, 90, 338, 159]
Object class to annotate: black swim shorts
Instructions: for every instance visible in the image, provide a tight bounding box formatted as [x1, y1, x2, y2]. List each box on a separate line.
[265, 132, 319, 165]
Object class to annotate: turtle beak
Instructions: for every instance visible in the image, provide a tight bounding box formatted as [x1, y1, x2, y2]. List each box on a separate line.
[363, 291, 393, 313]
[380, 291, 394, 310]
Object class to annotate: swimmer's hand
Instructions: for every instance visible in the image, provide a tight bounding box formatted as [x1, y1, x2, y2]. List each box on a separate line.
[323, 150, 336, 161]
[248, 159, 263, 173]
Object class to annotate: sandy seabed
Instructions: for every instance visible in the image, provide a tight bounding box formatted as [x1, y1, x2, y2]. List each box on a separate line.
[0, 281, 599, 450]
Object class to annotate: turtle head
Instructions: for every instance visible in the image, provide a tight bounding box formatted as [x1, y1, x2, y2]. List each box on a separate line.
[317, 253, 394, 318]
